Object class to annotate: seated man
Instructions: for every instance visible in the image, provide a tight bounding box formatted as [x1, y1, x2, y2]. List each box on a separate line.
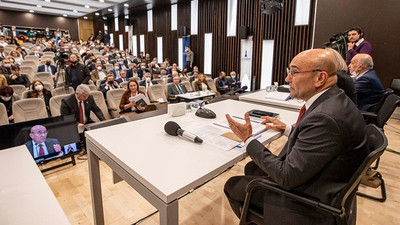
[228, 71, 241, 91]
[349, 54, 384, 111]
[25, 125, 63, 163]
[167, 74, 188, 103]
[37, 58, 57, 78]
[126, 66, 140, 79]
[139, 72, 157, 93]
[110, 62, 122, 80]
[225, 49, 369, 225]
[215, 71, 230, 95]
[60, 84, 105, 125]
[115, 70, 129, 83]
[99, 74, 120, 97]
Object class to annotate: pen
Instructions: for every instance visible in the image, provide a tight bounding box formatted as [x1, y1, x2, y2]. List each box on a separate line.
[232, 115, 261, 124]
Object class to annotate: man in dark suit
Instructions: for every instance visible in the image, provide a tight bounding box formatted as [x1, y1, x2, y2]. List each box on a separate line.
[167, 75, 188, 103]
[99, 74, 120, 97]
[115, 70, 129, 84]
[126, 66, 141, 80]
[225, 49, 369, 225]
[349, 54, 384, 111]
[65, 53, 91, 89]
[37, 58, 57, 76]
[228, 71, 241, 91]
[215, 71, 230, 94]
[24, 125, 63, 163]
[29, 47, 43, 58]
[139, 72, 157, 93]
[43, 27, 53, 41]
[60, 84, 105, 125]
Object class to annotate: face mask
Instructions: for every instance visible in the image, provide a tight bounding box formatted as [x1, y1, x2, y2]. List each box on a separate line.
[97, 66, 102, 70]
[96, 61, 101, 64]
[4, 64, 10, 68]
[1, 96, 11, 101]
[35, 84, 43, 91]
[115, 67, 119, 70]
[70, 60, 78, 65]
[146, 77, 151, 82]
[119, 61, 123, 64]
[45, 62, 51, 66]
[351, 71, 358, 77]
[141, 66, 146, 69]
[231, 76, 236, 79]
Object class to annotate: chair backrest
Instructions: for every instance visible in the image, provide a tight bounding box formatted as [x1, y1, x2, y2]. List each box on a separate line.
[148, 84, 167, 103]
[35, 72, 54, 87]
[154, 78, 165, 85]
[120, 81, 129, 89]
[49, 94, 70, 116]
[42, 52, 55, 57]
[164, 83, 173, 96]
[207, 78, 217, 92]
[12, 98, 48, 123]
[182, 81, 193, 92]
[88, 84, 98, 92]
[106, 88, 125, 117]
[130, 77, 140, 83]
[180, 76, 188, 82]
[390, 78, 400, 96]
[20, 66, 34, 77]
[24, 55, 40, 64]
[51, 86, 75, 96]
[372, 89, 394, 114]
[0, 103, 9, 125]
[9, 84, 26, 99]
[104, 64, 114, 72]
[334, 124, 387, 210]
[21, 90, 30, 99]
[375, 93, 400, 128]
[138, 86, 147, 96]
[90, 91, 112, 121]
[20, 60, 38, 70]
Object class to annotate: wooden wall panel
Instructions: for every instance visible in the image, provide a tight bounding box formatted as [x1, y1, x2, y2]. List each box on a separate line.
[94, 0, 315, 90]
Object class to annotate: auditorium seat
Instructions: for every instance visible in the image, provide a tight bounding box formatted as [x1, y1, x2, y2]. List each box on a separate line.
[191, 80, 197, 91]
[207, 78, 218, 93]
[164, 83, 173, 97]
[180, 76, 188, 83]
[88, 84, 97, 92]
[49, 94, 70, 116]
[42, 51, 55, 58]
[119, 81, 128, 89]
[21, 90, 30, 99]
[35, 72, 54, 87]
[9, 84, 26, 99]
[0, 103, 9, 125]
[181, 81, 193, 92]
[130, 77, 140, 83]
[12, 98, 48, 123]
[24, 55, 40, 65]
[19, 66, 35, 83]
[138, 86, 147, 97]
[104, 64, 114, 72]
[154, 78, 165, 85]
[20, 60, 38, 71]
[90, 91, 112, 121]
[148, 84, 168, 103]
[106, 88, 125, 118]
[51, 86, 74, 96]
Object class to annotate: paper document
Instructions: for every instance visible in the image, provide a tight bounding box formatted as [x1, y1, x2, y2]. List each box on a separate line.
[213, 116, 267, 136]
[187, 124, 240, 151]
[265, 91, 291, 101]
[129, 94, 150, 104]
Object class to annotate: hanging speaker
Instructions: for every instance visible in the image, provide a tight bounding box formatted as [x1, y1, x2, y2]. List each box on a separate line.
[179, 26, 188, 37]
[125, 18, 131, 26]
[239, 26, 249, 39]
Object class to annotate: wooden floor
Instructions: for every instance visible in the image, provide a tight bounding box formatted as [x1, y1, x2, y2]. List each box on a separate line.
[41, 118, 400, 225]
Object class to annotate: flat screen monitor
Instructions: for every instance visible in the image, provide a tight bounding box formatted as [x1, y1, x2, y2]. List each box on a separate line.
[0, 115, 81, 163]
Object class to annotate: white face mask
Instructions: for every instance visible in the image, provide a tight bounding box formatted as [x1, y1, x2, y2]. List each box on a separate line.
[351, 71, 358, 77]
[231, 76, 236, 79]
[97, 66, 102, 70]
[1, 96, 11, 101]
[146, 77, 151, 82]
[115, 67, 119, 71]
[96, 61, 101, 64]
[4, 64, 10, 68]
[35, 84, 44, 91]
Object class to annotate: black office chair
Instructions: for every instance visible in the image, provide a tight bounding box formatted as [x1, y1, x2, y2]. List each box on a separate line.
[390, 78, 400, 96]
[238, 124, 387, 225]
[362, 91, 400, 129]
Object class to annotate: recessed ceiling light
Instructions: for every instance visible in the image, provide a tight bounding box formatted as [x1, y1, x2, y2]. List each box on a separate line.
[95, 12, 100, 16]
[108, 8, 112, 12]
[124, 3, 129, 7]
[73, 10, 78, 13]
[99, 0, 104, 2]
[83, 16, 88, 19]
[45, 0, 51, 2]
[85, 5, 90, 8]
[36, 5, 42, 8]
[63, 14, 67, 17]
[29, 10, 35, 13]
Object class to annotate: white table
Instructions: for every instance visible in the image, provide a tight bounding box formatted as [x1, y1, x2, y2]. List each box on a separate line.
[177, 91, 215, 101]
[239, 90, 304, 111]
[86, 100, 298, 225]
[0, 145, 71, 225]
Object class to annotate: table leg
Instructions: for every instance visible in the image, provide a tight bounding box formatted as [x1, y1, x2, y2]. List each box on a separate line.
[159, 200, 179, 225]
[88, 147, 105, 225]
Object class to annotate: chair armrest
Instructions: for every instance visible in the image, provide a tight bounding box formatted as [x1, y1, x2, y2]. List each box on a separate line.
[361, 111, 377, 119]
[108, 107, 118, 111]
[240, 178, 343, 222]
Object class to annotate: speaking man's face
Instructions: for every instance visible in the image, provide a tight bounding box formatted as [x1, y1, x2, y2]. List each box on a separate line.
[30, 126, 48, 144]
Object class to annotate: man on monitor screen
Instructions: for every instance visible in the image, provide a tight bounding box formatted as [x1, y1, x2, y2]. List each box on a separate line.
[25, 125, 63, 163]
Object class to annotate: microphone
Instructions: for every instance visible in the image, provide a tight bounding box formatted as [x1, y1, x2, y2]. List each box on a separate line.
[223, 85, 248, 96]
[164, 121, 203, 143]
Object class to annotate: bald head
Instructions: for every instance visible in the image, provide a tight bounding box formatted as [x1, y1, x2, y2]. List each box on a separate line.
[294, 49, 337, 77]
[353, 54, 374, 70]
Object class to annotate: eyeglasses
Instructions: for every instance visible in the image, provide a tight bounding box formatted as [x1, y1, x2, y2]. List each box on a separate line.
[33, 131, 48, 135]
[286, 68, 322, 78]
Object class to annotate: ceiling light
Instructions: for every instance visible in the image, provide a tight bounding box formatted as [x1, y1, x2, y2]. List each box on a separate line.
[45, 0, 51, 2]
[84, 16, 88, 19]
[29, 10, 35, 13]
[99, 0, 104, 2]
[124, 4, 129, 7]
[95, 12, 100, 16]
[85, 5, 90, 8]
[108, 8, 112, 12]
[36, 5, 42, 8]
[63, 14, 67, 17]
[73, 10, 78, 13]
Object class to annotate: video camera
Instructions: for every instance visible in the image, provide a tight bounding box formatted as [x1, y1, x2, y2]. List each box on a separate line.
[324, 31, 348, 59]
[56, 52, 69, 68]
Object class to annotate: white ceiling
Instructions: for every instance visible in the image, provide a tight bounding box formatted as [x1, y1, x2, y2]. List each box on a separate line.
[0, 0, 127, 18]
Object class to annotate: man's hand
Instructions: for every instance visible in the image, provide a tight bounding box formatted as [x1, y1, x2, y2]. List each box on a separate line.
[261, 116, 286, 132]
[113, 81, 119, 86]
[53, 144, 62, 153]
[225, 113, 252, 142]
[347, 42, 355, 50]
[137, 105, 145, 111]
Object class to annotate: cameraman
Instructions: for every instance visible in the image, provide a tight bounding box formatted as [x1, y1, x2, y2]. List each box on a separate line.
[346, 27, 372, 65]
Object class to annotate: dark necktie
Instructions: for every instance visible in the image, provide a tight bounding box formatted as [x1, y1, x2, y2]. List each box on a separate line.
[79, 101, 84, 124]
[177, 84, 183, 94]
[295, 105, 306, 126]
[38, 144, 45, 157]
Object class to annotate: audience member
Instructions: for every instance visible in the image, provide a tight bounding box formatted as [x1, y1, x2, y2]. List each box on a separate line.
[90, 63, 107, 83]
[346, 27, 372, 65]
[349, 54, 384, 111]
[225, 49, 369, 225]
[194, 73, 211, 92]
[119, 80, 147, 116]
[167, 75, 188, 103]
[9, 50, 23, 65]
[185, 46, 194, 72]
[189, 71, 199, 83]
[29, 47, 43, 58]
[0, 45, 8, 59]
[0, 58, 12, 75]
[27, 80, 52, 116]
[139, 72, 157, 92]
[65, 53, 91, 89]
[126, 66, 141, 79]
[228, 71, 241, 90]
[115, 70, 129, 83]
[37, 58, 57, 78]
[0, 85, 19, 122]
[7, 65, 30, 88]
[99, 74, 120, 97]
[110, 62, 122, 80]
[0, 74, 7, 86]
[216, 71, 230, 95]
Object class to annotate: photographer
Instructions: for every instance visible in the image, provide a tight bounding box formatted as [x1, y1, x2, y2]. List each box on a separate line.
[346, 27, 372, 65]
[99, 74, 120, 98]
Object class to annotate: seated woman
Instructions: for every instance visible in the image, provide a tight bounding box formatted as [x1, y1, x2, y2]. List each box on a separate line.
[0, 85, 20, 123]
[119, 80, 152, 116]
[7, 65, 30, 88]
[194, 73, 212, 92]
[27, 80, 52, 116]
[9, 50, 23, 65]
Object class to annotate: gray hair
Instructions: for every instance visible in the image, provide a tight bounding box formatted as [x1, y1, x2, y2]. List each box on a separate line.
[359, 57, 374, 70]
[325, 48, 348, 71]
[75, 84, 90, 94]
